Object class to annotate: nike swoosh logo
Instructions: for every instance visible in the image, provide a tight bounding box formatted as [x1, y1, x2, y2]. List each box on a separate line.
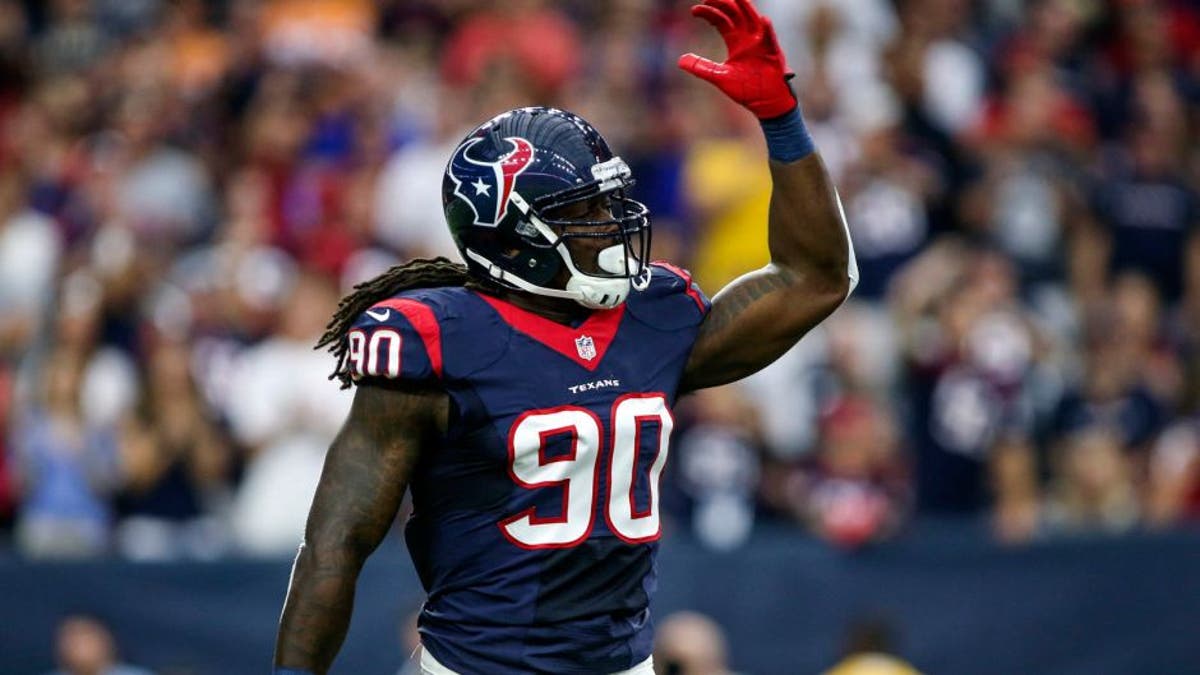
[365, 309, 390, 322]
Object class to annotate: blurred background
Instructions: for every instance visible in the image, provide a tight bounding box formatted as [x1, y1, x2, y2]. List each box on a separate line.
[0, 0, 1198, 673]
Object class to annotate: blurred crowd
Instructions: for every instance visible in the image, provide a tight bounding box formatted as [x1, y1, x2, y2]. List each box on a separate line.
[0, 0, 1198, 560]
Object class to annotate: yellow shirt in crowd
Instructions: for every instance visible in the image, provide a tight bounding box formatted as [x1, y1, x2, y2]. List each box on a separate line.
[823, 653, 923, 675]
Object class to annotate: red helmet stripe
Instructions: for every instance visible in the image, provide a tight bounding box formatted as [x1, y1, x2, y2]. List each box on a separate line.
[496, 138, 534, 222]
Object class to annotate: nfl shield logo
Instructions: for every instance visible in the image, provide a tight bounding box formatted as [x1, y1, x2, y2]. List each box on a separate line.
[575, 335, 597, 361]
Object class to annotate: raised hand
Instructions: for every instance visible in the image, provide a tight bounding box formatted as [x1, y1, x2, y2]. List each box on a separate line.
[678, 0, 797, 120]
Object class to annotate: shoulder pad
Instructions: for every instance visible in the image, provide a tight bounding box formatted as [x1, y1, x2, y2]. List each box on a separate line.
[625, 261, 711, 330]
[347, 291, 446, 384]
[346, 286, 508, 384]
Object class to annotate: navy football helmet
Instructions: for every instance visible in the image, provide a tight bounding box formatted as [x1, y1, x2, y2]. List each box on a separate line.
[442, 107, 651, 309]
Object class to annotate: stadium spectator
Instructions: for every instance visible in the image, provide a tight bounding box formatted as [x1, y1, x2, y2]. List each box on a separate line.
[1093, 119, 1198, 305]
[760, 0, 897, 101]
[990, 435, 1042, 544]
[1048, 305, 1166, 456]
[225, 270, 351, 555]
[373, 84, 474, 261]
[893, 244, 1042, 518]
[653, 611, 738, 675]
[1044, 425, 1142, 535]
[822, 616, 922, 675]
[781, 395, 910, 549]
[836, 85, 935, 302]
[11, 343, 120, 558]
[0, 169, 61, 359]
[1146, 419, 1200, 525]
[439, 0, 582, 98]
[112, 336, 234, 560]
[683, 89, 775, 291]
[105, 89, 215, 243]
[960, 78, 1093, 295]
[44, 614, 153, 675]
[1110, 271, 1180, 408]
[668, 386, 765, 550]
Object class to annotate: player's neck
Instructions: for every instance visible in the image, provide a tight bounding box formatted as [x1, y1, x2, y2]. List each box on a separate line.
[495, 289, 593, 326]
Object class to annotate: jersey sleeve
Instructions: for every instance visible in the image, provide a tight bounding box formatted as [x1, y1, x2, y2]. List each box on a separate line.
[345, 296, 444, 385]
[625, 261, 711, 330]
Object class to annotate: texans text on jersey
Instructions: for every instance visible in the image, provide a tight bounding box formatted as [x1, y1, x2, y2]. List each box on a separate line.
[568, 378, 621, 394]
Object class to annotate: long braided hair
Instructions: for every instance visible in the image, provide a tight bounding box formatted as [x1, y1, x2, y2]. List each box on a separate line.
[317, 257, 489, 388]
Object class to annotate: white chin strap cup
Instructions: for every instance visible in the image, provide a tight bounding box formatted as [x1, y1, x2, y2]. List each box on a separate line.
[565, 277, 630, 309]
[562, 244, 640, 309]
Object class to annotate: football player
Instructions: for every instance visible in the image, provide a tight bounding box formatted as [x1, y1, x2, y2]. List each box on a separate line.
[274, 0, 858, 673]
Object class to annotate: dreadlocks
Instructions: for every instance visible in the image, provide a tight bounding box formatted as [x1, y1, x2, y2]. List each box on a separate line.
[317, 257, 487, 389]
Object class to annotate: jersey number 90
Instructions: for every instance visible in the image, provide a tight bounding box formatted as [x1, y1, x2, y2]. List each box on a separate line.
[499, 393, 672, 549]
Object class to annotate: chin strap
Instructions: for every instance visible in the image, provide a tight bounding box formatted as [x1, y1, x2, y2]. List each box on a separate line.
[466, 190, 651, 310]
[464, 247, 635, 310]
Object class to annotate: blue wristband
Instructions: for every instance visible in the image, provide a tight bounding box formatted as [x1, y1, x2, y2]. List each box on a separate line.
[761, 107, 815, 162]
[273, 669, 315, 675]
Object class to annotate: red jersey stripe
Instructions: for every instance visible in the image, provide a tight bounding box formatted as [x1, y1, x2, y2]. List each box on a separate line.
[374, 298, 444, 379]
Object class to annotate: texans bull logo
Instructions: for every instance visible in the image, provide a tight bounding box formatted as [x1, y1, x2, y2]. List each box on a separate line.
[448, 136, 535, 227]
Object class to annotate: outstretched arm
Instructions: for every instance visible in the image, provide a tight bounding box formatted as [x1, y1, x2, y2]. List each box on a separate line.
[274, 383, 447, 674]
[677, 0, 856, 392]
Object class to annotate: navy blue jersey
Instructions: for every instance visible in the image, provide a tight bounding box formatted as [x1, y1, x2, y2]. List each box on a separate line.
[346, 263, 710, 674]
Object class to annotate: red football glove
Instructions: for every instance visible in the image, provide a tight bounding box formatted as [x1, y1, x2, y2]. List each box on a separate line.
[678, 0, 797, 120]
